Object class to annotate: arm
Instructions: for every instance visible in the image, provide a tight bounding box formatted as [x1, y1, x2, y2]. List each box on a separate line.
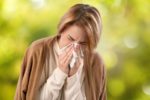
[64, 74, 86, 100]
[14, 46, 33, 100]
[63, 60, 86, 100]
[39, 67, 68, 100]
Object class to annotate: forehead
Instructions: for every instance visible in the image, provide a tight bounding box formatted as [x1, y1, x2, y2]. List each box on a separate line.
[66, 24, 87, 42]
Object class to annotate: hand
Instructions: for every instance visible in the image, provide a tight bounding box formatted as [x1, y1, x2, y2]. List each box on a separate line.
[68, 45, 83, 77]
[58, 44, 74, 74]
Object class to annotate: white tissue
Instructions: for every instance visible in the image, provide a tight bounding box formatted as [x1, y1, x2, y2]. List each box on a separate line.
[58, 42, 84, 69]
[69, 43, 78, 68]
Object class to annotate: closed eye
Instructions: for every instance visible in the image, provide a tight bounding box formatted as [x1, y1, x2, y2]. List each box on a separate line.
[67, 34, 87, 45]
[80, 42, 87, 45]
[67, 35, 74, 41]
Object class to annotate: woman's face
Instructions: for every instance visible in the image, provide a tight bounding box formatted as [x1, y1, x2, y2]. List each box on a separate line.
[58, 24, 87, 49]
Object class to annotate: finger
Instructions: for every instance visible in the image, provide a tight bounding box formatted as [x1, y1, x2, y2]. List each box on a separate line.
[63, 47, 74, 60]
[62, 44, 73, 56]
[75, 47, 80, 57]
[79, 46, 82, 56]
[60, 43, 73, 52]
[64, 53, 73, 67]
[61, 48, 73, 63]
[78, 46, 84, 58]
[59, 44, 73, 59]
[76, 58, 81, 66]
[60, 47, 73, 63]
[77, 48, 80, 56]
[65, 44, 74, 53]
[64, 48, 74, 63]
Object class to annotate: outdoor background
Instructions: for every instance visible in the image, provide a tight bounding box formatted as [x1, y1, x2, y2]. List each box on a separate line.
[0, 0, 150, 100]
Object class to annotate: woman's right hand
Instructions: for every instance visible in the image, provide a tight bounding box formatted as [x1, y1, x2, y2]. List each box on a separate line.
[58, 44, 74, 74]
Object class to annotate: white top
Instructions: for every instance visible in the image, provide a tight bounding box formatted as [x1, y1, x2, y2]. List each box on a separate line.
[38, 39, 86, 100]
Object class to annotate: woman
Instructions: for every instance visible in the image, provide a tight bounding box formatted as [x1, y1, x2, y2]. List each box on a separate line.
[14, 3, 106, 100]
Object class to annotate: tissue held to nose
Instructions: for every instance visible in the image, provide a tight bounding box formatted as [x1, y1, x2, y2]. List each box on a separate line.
[70, 43, 79, 68]
[58, 42, 84, 68]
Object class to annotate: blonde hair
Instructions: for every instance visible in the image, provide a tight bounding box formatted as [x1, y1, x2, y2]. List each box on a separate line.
[57, 3, 102, 50]
[57, 3, 102, 100]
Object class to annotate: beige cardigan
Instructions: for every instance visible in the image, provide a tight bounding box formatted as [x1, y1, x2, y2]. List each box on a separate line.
[38, 38, 86, 100]
[14, 35, 106, 100]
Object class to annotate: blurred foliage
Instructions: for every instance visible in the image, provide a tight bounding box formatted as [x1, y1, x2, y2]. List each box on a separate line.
[0, 0, 150, 100]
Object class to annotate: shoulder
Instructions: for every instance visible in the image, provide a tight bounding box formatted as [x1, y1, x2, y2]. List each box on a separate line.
[27, 36, 55, 54]
[29, 36, 52, 50]
[91, 50, 106, 75]
[92, 50, 105, 67]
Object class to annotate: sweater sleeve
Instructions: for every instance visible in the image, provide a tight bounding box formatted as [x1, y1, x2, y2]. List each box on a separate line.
[63, 74, 86, 100]
[14, 46, 33, 100]
[63, 59, 86, 100]
[39, 67, 68, 100]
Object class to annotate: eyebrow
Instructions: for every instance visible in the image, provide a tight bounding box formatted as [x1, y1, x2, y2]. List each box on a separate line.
[68, 34, 87, 45]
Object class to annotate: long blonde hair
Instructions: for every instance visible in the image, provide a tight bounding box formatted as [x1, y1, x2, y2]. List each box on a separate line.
[57, 3, 102, 100]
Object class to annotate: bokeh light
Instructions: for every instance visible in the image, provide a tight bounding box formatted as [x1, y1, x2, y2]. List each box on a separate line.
[0, 0, 150, 100]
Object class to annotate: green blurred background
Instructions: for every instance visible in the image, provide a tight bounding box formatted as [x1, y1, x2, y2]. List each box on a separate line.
[0, 0, 150, 100]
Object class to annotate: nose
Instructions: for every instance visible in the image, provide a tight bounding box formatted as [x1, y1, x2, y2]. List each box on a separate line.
[73, 42, 80, 50]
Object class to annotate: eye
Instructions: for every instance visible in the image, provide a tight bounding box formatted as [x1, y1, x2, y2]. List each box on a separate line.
[67, 35, 74, 41]
[80, 43, 87, 45]
[79, 41, 87, 46]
